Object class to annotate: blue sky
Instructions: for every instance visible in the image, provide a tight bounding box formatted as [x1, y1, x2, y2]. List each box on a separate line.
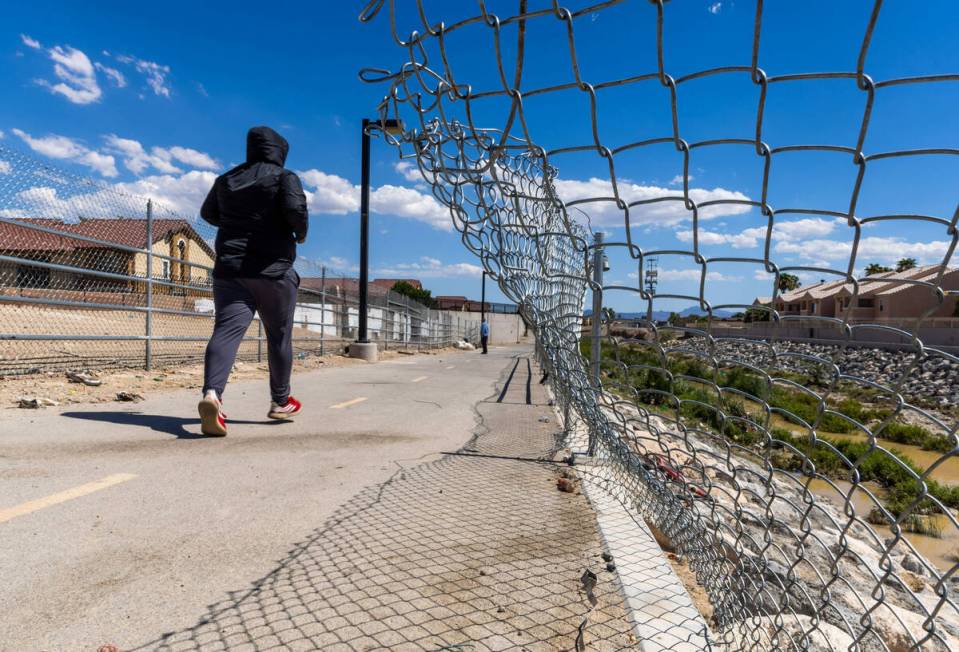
[1, 1, 956, 311]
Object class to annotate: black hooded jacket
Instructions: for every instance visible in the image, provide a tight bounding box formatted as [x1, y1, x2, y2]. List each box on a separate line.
[200, 126, 309, 278]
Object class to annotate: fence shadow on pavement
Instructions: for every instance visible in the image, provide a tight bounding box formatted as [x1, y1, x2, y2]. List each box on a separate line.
[131, 356, 638, 651]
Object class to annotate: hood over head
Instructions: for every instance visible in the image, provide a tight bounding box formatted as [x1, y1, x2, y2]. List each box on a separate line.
[246, 126, 289, 166]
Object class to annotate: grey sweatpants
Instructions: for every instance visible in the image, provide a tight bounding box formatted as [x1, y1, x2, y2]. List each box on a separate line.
[203, 269, 299, 404]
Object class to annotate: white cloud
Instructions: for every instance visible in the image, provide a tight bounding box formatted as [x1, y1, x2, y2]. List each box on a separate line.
[0, 160, 11, 175]
[675, 228, 757, 249]
[117, 55, 171, 98]
[166, 146, 218, 170]
[103, 135, 218, 175]
[668, 174, 693, 186]
[94, 62, 126, 88]
[34, 44, 102, 105]
[20, 34, 42, 50]
[675, 218, 840, 250]
[375, 256, 483, 279]
[114, 170, 217, 215]
[629, 268, 740, 282]
[394, 160, 421, 183]
[299, 169, 451, 231]
[12, 128, 117, 177]
[775, 236, 951, 265]
[708, 2, 722, 14]
[553, 177, 751, 226]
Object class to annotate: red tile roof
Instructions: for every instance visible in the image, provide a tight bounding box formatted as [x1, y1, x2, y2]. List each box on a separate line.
[0, 218, 213, 257]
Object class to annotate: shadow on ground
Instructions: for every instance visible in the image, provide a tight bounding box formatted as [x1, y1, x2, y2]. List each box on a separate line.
[62, 411, 278, 439]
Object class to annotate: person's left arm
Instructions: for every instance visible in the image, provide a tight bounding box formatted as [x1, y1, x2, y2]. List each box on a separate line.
[279, 171, 309, 243]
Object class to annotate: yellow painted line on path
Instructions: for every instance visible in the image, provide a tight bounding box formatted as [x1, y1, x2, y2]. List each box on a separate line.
[0, 473, 137, 524]
[330, 397, 368, 409]
[411, 376, 429, 383]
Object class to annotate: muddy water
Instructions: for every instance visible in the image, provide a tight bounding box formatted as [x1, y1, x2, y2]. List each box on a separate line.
[767, 414, 959, 487]
[806, 478, 958, 574]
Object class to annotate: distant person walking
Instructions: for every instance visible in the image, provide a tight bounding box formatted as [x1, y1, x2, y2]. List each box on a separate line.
[197, 126, 309, 436]
[480, 319, 489, 354]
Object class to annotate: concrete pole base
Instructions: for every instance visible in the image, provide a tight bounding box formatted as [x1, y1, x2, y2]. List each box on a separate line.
[349, 341, 378, 363]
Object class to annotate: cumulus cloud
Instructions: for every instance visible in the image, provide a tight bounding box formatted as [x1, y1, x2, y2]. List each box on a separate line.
[676, 217, 840, 249]
[103, 135, 218, 175]
[299, 169, 451, 231]
[114, 170, 216, 214]
[394, 161, 422, 183]
[0, 160, 11, 175]
[668, 174, 693, 186]
[33, 44, 102, 105]
[12, 128, 117, 177]
[775, 236, 951, 265]
[553, 177, 751, 226]
[375, 256, 483, 279]
[94, 62, 127, 88]
[117, 55, 171, 98]
[708, 2, 723, 14]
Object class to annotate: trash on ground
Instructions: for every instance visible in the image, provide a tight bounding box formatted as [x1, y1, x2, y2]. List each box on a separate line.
[17, 396, 58, 408]
[557, 477, 577, 493]
[66, 371, 102, 386]
[454, 340, 475, 350]
[115, 391, 145, 402]
[538, 416, 550, 423]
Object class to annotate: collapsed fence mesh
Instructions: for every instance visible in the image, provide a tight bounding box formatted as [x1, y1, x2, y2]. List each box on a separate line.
[0, 145, 480, 375]
[361, 1, 959, 649]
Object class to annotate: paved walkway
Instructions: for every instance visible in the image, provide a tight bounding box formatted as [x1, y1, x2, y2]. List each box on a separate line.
[0, 346, 647, 650]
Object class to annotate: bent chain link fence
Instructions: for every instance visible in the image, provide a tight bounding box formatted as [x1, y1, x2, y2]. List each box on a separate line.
[361, 1, 959, 650]
[0, 145, 479, 376]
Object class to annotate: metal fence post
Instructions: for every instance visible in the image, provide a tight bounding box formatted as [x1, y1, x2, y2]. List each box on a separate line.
[320, 266, 326, 356]
[145, 199, 154, 371]
[590, 231, 604, 388]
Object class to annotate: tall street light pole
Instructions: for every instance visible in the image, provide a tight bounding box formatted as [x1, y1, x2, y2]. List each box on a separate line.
[351, 117, 403, 363]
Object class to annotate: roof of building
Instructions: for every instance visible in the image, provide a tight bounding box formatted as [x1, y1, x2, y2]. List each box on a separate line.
[372, 278, 422, 290]
[761, 266, 956, 305]
[0, 217, 214, 258]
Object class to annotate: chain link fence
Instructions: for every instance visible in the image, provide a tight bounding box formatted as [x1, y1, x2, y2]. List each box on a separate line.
[0, 145, 479, 376]
[361, 1, 959, 649]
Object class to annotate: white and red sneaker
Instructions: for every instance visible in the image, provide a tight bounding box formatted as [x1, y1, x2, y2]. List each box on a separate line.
[198, 390, 228, 437]
[268, 395, 302, 420]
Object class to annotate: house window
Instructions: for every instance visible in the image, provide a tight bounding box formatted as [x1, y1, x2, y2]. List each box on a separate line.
[161, 260, 170, 279]
[810, 302, 817, 314]
[16, 265, 50, 289]
[858, 298, 874, 308]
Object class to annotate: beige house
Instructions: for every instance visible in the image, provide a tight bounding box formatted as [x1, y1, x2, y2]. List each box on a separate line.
[0, 217, 214, 296]
[762, 265, 959, 321]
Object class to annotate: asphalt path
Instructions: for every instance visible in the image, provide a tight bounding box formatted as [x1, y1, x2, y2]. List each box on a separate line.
[0, 345, 525, 650]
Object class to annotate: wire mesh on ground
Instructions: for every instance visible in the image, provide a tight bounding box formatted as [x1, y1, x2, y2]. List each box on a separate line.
[136, 355, 637, 652]
[361, 1, 959, 649]
[0, 145, 480, 375]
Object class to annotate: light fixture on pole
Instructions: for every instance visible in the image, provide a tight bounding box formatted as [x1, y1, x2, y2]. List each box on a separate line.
[351, 117, 404, 363]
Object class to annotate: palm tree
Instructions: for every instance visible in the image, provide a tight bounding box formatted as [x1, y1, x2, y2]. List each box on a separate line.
[896, 257, 917, 272]
[864, 263, 892, 276]
[778, 273, 801, 292]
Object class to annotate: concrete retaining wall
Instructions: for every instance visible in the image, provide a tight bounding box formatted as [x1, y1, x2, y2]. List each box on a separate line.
[459, 310, 527, 344]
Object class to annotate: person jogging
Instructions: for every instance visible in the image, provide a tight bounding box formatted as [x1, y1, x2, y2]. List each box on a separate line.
[480, 319, 489, 354]
[196, 126, 309, 436]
